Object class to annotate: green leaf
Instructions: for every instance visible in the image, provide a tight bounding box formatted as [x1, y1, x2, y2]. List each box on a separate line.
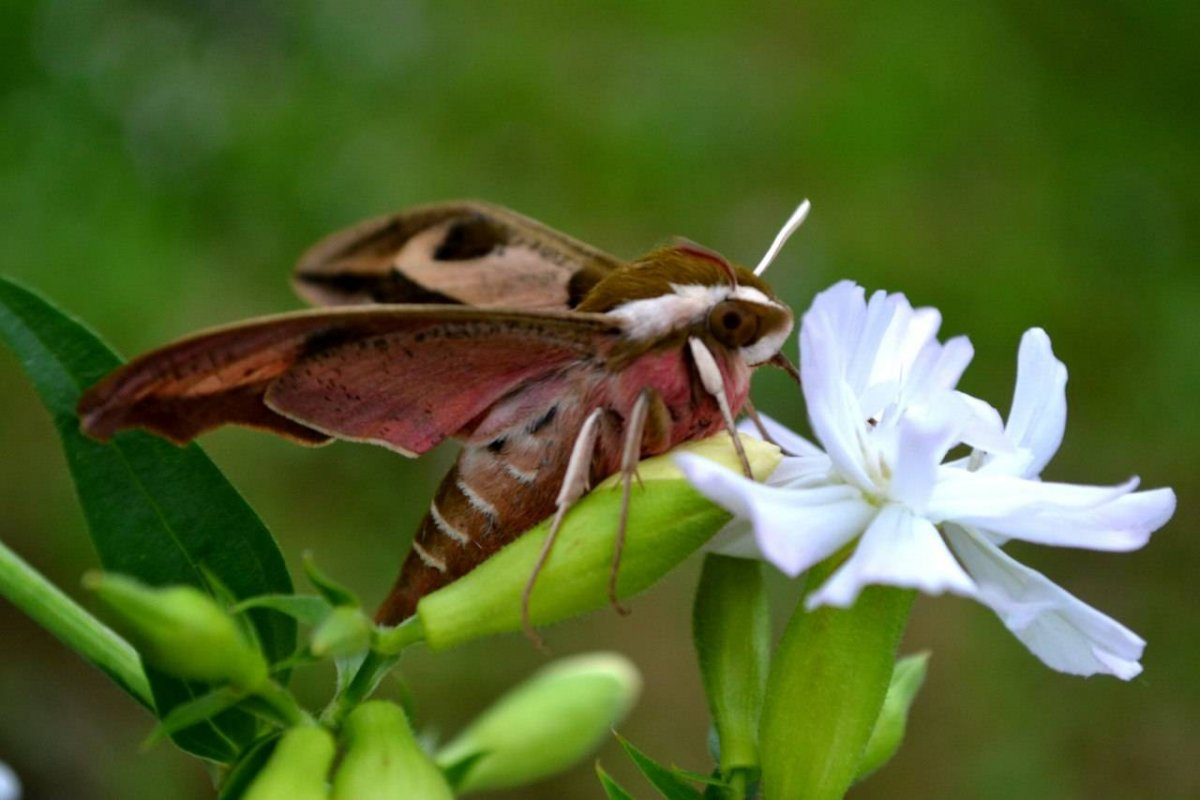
[759, 557, 914, 800]
[217, 733, 282, 800]
[0, 276, 295, 762]
[235, 595, 334, 627]
[596, 762, 638, 800]
[143, 686, 245, 749]
[303, 552, 359, 607]
[693, 554, 769, 774]
[855, 652, 929, 782]
[615, 733, 704, 800]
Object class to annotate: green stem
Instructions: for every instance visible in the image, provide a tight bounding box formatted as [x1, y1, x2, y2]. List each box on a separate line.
[321, 649, 400, 727]
[0, 537, 153, 710]
[727, 768, 752, 800]
[253, 679, 311, 727]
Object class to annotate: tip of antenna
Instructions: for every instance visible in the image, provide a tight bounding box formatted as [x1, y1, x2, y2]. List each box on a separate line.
[754, 199, 811, 276]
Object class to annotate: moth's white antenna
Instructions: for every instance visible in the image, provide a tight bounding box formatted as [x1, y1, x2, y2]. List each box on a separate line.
[754, 199, 811, 276]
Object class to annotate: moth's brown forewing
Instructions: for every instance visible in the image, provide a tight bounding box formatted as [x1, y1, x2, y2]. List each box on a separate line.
[293, 201, 620, 310]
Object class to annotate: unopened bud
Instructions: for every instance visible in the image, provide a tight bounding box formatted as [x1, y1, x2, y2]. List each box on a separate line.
[85, 572, 267, 689]
[416, 434, 781, 649]
[243, 726, 335, 800]
[332, 701, 452, 800]
[436, 652, 641, 793]
[310, 606, 373, 659]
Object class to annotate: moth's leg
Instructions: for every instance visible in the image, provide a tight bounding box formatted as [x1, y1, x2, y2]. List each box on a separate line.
[522, 406, 605, 649]
[688, 337, 753, 478]
[608, 387, 671, 614]
[742, 398, 777, 447]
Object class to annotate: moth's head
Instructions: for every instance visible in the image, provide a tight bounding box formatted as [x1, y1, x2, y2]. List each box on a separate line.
[578, 243, 794, 365]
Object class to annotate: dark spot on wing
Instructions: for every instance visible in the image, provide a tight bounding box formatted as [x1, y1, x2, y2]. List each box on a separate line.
[298, 270, 460, 305]
[434, 214, 506, 261]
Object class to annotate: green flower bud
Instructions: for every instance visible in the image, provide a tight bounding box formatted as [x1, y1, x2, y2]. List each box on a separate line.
[416, 434, 781, 650]
[693, 554, 769, 774]
[243, 726, 335, 800]
[332, 701, 453, 800]
[436, 652, 642, 793]
[84, 572, 267, 689]
[310, 606, 373, 659]
[855, 653, 929, 782]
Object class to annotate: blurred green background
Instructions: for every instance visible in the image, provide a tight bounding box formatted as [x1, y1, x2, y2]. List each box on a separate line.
[1, 1, 1196, 797]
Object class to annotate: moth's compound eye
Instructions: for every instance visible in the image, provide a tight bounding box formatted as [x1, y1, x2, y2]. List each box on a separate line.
[709, 300, 761, 348]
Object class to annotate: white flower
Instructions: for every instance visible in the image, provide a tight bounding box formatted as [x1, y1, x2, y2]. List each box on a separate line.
[678, 281, 1176, 679]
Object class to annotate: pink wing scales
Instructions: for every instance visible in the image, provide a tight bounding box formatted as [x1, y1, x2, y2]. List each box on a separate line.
[265, 322, 604, 455]
[78, 306, 620, 455]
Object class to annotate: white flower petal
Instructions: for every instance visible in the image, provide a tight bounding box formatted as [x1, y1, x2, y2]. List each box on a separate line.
[1005, 328, 1067, 478]
[944, 524, 1145, 679]
[889, 404, 962, 512]
[766, 453, 836, 488]
[901, 334, 974, 407]
[930, 471, 1175, 551]
[676, 453, 873, 577]
[801, 315, 876, 490]
[806, 504, 976, 609]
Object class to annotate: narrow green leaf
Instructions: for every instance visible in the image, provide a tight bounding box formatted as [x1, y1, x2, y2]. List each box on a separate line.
[759, 558, 914, 800]
[0, 277, 295, 761]
[693, 554, 769, 773]
[143, 686, 245, 749]
[235, 595, 334, 627]
[217, 733, 282, 800]
[303, 552, 359, 607]
[615, 733, 704, 800]
[596, 762, 639, 800]
[855, 652, 929, 781]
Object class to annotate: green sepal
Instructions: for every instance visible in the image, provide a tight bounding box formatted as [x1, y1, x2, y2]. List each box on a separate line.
[615, 732, 704, 800]
[416, 435, 781, 650]
[759, 557, 914, 800]
[303, 553, 359, 608]
[234, 595, 334, 627]
[692, 554, 769, 774]
[596, 762, 638, 800]
[855, 652, 929, 782]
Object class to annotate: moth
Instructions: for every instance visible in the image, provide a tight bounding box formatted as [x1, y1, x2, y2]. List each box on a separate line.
[77, 200, 809, 635]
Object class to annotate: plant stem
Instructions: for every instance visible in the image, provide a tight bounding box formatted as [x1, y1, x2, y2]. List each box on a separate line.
[321, 649, 400, 727]
[253, 679, 311, 727]
[0, 537, 153, 710]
